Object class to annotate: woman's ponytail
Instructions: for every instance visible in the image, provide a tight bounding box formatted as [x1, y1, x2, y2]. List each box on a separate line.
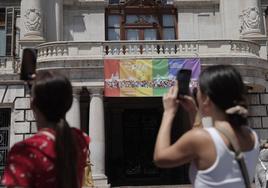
[225, 105, 248, 128]
[32, 71, 78, 188]
[55, 119, 79, 188]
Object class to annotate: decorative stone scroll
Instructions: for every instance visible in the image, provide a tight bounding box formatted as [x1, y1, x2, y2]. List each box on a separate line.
[24, 8, 42, 32]
[239, 7, 261, 35]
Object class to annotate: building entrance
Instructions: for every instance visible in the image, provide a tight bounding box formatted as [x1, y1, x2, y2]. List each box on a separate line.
[104, 97, 191, 186]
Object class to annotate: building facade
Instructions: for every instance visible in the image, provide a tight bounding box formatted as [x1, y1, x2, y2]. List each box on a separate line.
[1, 0, 268, 187]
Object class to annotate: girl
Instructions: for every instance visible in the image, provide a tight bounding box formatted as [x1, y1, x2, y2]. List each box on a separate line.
[1, 71, 90, 188]
[154, 65, 259, 188]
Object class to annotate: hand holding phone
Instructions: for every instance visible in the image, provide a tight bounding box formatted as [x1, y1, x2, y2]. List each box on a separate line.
[176, 69, 192, 98]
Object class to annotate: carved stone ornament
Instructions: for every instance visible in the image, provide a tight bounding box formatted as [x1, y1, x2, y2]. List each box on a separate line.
[239, 7, 261, 35]
[24, 8, 42, 32]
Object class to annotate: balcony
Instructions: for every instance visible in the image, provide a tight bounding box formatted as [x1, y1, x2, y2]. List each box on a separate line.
[37, 39, 261, 62]
[35, 39, 268, 86]
[0, 56, 20, 74]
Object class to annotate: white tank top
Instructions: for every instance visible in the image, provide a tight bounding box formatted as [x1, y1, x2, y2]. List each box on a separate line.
[189, 127, 259, 188]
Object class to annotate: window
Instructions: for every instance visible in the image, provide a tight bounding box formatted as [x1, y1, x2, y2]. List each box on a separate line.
[0, 9, 6, 56]
[106, 2, 177, 40]
[0, 7, 20, 57]
[162, 14, 175, 40]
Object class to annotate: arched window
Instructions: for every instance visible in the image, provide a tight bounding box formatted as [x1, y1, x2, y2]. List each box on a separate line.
[106, 0, 177, 40]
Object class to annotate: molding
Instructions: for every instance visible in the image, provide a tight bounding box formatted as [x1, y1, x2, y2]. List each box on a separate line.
[174, 0, 219, 7]
[74, 0, 108, 7]
[90, 88, 104, 98]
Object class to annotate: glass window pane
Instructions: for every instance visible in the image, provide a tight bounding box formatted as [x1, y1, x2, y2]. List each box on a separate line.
[144, 29, 157, 40]
[0, 29, 6, 56]
[126, 15, 158, 24]
[163, 15, 174, 27]
[108, 28, 120, 40]
[126, 29, 139, 40]
[108, 15, 120, 27]
[5, 35, 11, 56]
[126, 15, 138, 24]
[0, 9, 5, 28]
[163, 28, 175, 40]
[109, 0, 119, 4]
[6, 8, 13, 34]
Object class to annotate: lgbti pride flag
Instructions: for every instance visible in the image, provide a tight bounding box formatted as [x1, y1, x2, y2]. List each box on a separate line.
[104, 59, 201, 97]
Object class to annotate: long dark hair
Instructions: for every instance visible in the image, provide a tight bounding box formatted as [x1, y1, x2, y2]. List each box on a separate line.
[199, 65, 247, 127]
[32, 71, 79, 188]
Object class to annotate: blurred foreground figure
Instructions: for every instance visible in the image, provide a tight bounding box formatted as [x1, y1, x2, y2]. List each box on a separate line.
[255, 140, 268, 188]
[1, 71, 90, 188]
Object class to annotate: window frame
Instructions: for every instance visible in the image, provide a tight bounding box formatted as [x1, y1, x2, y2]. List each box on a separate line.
[106, 6, 178, 40]
[0, 7, 20, 57]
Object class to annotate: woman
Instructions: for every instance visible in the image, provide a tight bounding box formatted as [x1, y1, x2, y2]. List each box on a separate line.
[1, 71, 90, 188]
[154, 65, 259, 187]
[255, 140, 268, 188]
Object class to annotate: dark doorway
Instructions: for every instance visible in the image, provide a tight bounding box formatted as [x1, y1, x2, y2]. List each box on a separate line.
[104, 97, 191, 187]
[0, 108, 11, 178]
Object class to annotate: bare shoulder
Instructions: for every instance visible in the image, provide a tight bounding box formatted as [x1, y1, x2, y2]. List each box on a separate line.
[182, 128, 213, 149]
[187, 128, 211, 141]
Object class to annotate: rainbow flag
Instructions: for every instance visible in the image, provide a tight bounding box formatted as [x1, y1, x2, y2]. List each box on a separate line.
[104, 58, 200, 97]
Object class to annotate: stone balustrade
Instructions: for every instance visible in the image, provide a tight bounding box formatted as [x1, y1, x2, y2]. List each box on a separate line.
[36, 40, 260, 62]
[0, 40, 261, 74]
[0, 56, 19, 74]
[37, 41, 104, 62]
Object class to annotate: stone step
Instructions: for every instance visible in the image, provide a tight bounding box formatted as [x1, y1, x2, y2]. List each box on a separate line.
[112, 185, 192, 188]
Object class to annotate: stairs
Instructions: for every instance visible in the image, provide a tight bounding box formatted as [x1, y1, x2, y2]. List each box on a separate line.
[112, 185, 192, 188]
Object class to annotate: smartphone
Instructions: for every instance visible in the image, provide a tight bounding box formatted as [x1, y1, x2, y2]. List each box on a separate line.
[20, 48, 37, 82]
[176, 69, 192, 98]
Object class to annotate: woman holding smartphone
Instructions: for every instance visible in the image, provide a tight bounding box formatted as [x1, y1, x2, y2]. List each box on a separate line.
[154, 64, 259, 188]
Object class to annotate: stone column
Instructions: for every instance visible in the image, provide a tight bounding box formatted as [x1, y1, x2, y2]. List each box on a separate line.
[66, 93, 81, 129]
[55, 0, 63, 41]
[89, 89, 109, 187]
[20, 0, 45, 42]
[239, 0, 262, 36]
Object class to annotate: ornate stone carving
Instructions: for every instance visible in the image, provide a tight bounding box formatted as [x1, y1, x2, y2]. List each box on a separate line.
[24, 8, 42, 32]
[239, 7, 261, 35]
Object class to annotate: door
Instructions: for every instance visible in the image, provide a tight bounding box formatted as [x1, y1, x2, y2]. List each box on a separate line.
[105, 97, 191, 186]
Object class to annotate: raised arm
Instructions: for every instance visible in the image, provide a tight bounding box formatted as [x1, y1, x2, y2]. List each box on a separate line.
[153, 86, 203, 168]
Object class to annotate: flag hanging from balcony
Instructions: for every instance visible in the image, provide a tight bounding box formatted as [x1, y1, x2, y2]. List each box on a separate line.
[104, 58, 201, 97]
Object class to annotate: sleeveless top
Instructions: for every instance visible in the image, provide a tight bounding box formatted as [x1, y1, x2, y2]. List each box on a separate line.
[189, 127, 259, 188]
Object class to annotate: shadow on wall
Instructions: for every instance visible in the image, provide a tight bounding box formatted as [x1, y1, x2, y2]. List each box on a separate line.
[65, 14, 86, 41]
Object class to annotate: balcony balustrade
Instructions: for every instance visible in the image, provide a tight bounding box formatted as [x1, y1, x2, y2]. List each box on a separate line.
[0, 40, 262, 74]
[0, 56, 19, 74]
[36, 40, 261, 62]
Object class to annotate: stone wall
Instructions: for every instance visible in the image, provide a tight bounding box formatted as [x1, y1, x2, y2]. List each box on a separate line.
[0, 83, 37, 148]
[248, 92, 268, 140]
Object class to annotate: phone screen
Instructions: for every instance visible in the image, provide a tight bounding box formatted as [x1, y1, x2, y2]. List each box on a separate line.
[20, 48, 37, 81]
[176, 69, 192, 97]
